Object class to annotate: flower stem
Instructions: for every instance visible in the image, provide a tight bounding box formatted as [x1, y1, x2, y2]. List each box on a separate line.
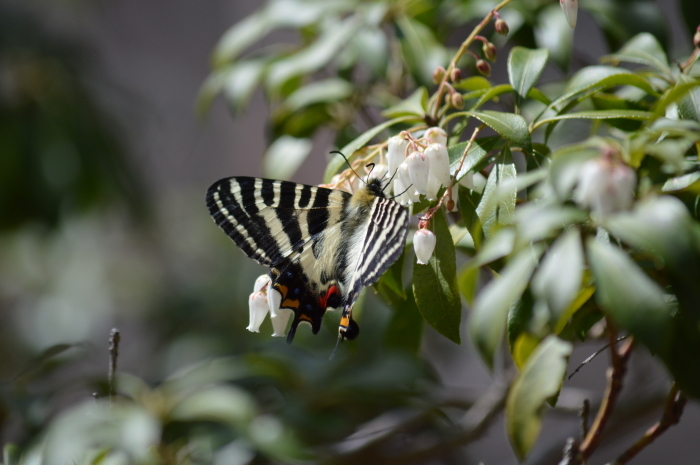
[430, 0, 515, 122]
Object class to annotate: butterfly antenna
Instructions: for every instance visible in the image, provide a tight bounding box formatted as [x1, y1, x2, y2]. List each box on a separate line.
[330, 151, 366, 185]
[365, 162, 376, 182]
[389, 183, 413, 200]
[329, 335, 342, 360]
[382, 168, 400, 193]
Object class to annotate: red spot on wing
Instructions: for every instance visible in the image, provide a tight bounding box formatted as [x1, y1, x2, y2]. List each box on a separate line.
[318, 285, 339, 309]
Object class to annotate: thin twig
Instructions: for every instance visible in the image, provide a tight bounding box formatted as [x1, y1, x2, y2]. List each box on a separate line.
[579, 399, 590, 439]
[430, 0, 516, 122]
[568, 335, 631, 380]
[610, 384, 687, 465]
[108, 328, 120, 402]
[570, 323, 634, 465]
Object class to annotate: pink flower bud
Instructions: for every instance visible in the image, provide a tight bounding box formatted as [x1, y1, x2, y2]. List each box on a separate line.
[433, 66, 446, 84]
[387, 134, 408, 178]
[425, 127, 447, 146]
[476, 59, 491, 77]
[425, 143, 451, 186]
[482, 42, 497, 62]
[495, 19, 509, 36]
[560, 0, 578, 28]
[271, 309, 292, 337]
[694, 26, 700, 48]
[247, 292, 269, 333]
[451, 92, 465, 109]
[450, 68, 462, 83]
[414, 229, 437, 265]
[407, 151, 430, 195]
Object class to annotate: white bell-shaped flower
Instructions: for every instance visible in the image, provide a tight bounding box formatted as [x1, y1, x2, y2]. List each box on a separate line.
[425, 143, 451, 185]
[407, 151, 430, 195]
[247, 292, 269, 333]
[254, 274, 271, 292]
[560, 0, 578, 28]
[393, 176, 408, 205]
[271, 309, 293, 337]
[266, 281, 282, 318]
[425, 173, 441, 200]
[425, 127, 447, 146]
[387, 135, 408, 177]
[371, 163, 389, 181]
[398, 162, 420, 203]
[459, 171, 475, 190]
[414, 229, 437, 265]
[574, 157, 636, 218]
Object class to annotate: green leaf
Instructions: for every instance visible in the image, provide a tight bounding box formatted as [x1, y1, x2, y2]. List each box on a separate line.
[533, 4, 572, 68]
[382, 87, 429, 118]
[514, 204, 587, 246]
[467, 111, 532, 152]
[470, 247, 542, 368]
[263, 136, 312, 180]
[448, 136, 501, 182]
[675, 80, 700, 122]
[603, 32, 670, 76]
[476, 147, 517, 238]
[455, 76, 492, 91]
[531, 228, 583, 324]
[539, 66, 656, 122]
[265, 17, 362, 92]
[457, 264, 479, 305]
[396, 16, 448, 85]
[323, 115, 417, 182]
[508, 47, 549, 106]
[586, 237, 673, 355]
[535, 109, 653, 128]
[603, 196, 700, 323]
[471, 84, 514, 110]
[282, 78, 354, 114]
[458, 185, 483, 249]
[413, 209, 462, 344]
[384, 287, 424, 354]
[506, 335, 572, 461]
[213, 12, 274, 66]
[549, 144, 599, 200]
[466, 227, 516, 270]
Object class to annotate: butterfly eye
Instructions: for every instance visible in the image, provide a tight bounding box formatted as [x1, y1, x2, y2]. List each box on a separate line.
[343, 320, 360, 340]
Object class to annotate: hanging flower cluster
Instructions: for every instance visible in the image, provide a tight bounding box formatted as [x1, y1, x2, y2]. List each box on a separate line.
[387, 128, 451, 205]
[247, 274, 292, 337]
[574, 148, 636, 219]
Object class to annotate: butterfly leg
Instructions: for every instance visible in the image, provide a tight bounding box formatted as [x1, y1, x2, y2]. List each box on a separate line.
[338, 305, 360, 341]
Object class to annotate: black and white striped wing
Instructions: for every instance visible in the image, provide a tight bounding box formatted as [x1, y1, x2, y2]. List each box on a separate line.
[206, 176, 350, 342]
[345, 197, 409, 304]
[206, 177, 349, 267]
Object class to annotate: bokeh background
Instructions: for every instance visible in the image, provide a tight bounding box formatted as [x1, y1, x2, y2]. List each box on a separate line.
[0, 0, 698, 463]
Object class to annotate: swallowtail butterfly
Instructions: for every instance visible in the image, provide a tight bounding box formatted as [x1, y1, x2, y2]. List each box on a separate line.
[206, 175, 409, 343]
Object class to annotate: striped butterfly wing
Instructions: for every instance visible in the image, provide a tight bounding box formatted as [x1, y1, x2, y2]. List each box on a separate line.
[206, 177, 350, 341]
[345, 196, 409, 306]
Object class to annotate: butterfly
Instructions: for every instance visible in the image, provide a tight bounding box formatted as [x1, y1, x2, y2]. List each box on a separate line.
[206, 174, 409, 343]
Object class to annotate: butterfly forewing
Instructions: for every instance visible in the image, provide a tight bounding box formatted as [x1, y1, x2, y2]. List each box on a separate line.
[206, 176, 409, 342]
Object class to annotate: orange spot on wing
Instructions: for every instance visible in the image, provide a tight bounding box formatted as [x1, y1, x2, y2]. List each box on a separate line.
[299, 314, 313, 323]
[282, 299, 299, 309]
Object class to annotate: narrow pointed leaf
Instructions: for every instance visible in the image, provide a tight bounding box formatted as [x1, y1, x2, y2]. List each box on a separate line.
[508, 47, 549, 106]
[413, 209, 462, 344]
[506, 336, 572, 460]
